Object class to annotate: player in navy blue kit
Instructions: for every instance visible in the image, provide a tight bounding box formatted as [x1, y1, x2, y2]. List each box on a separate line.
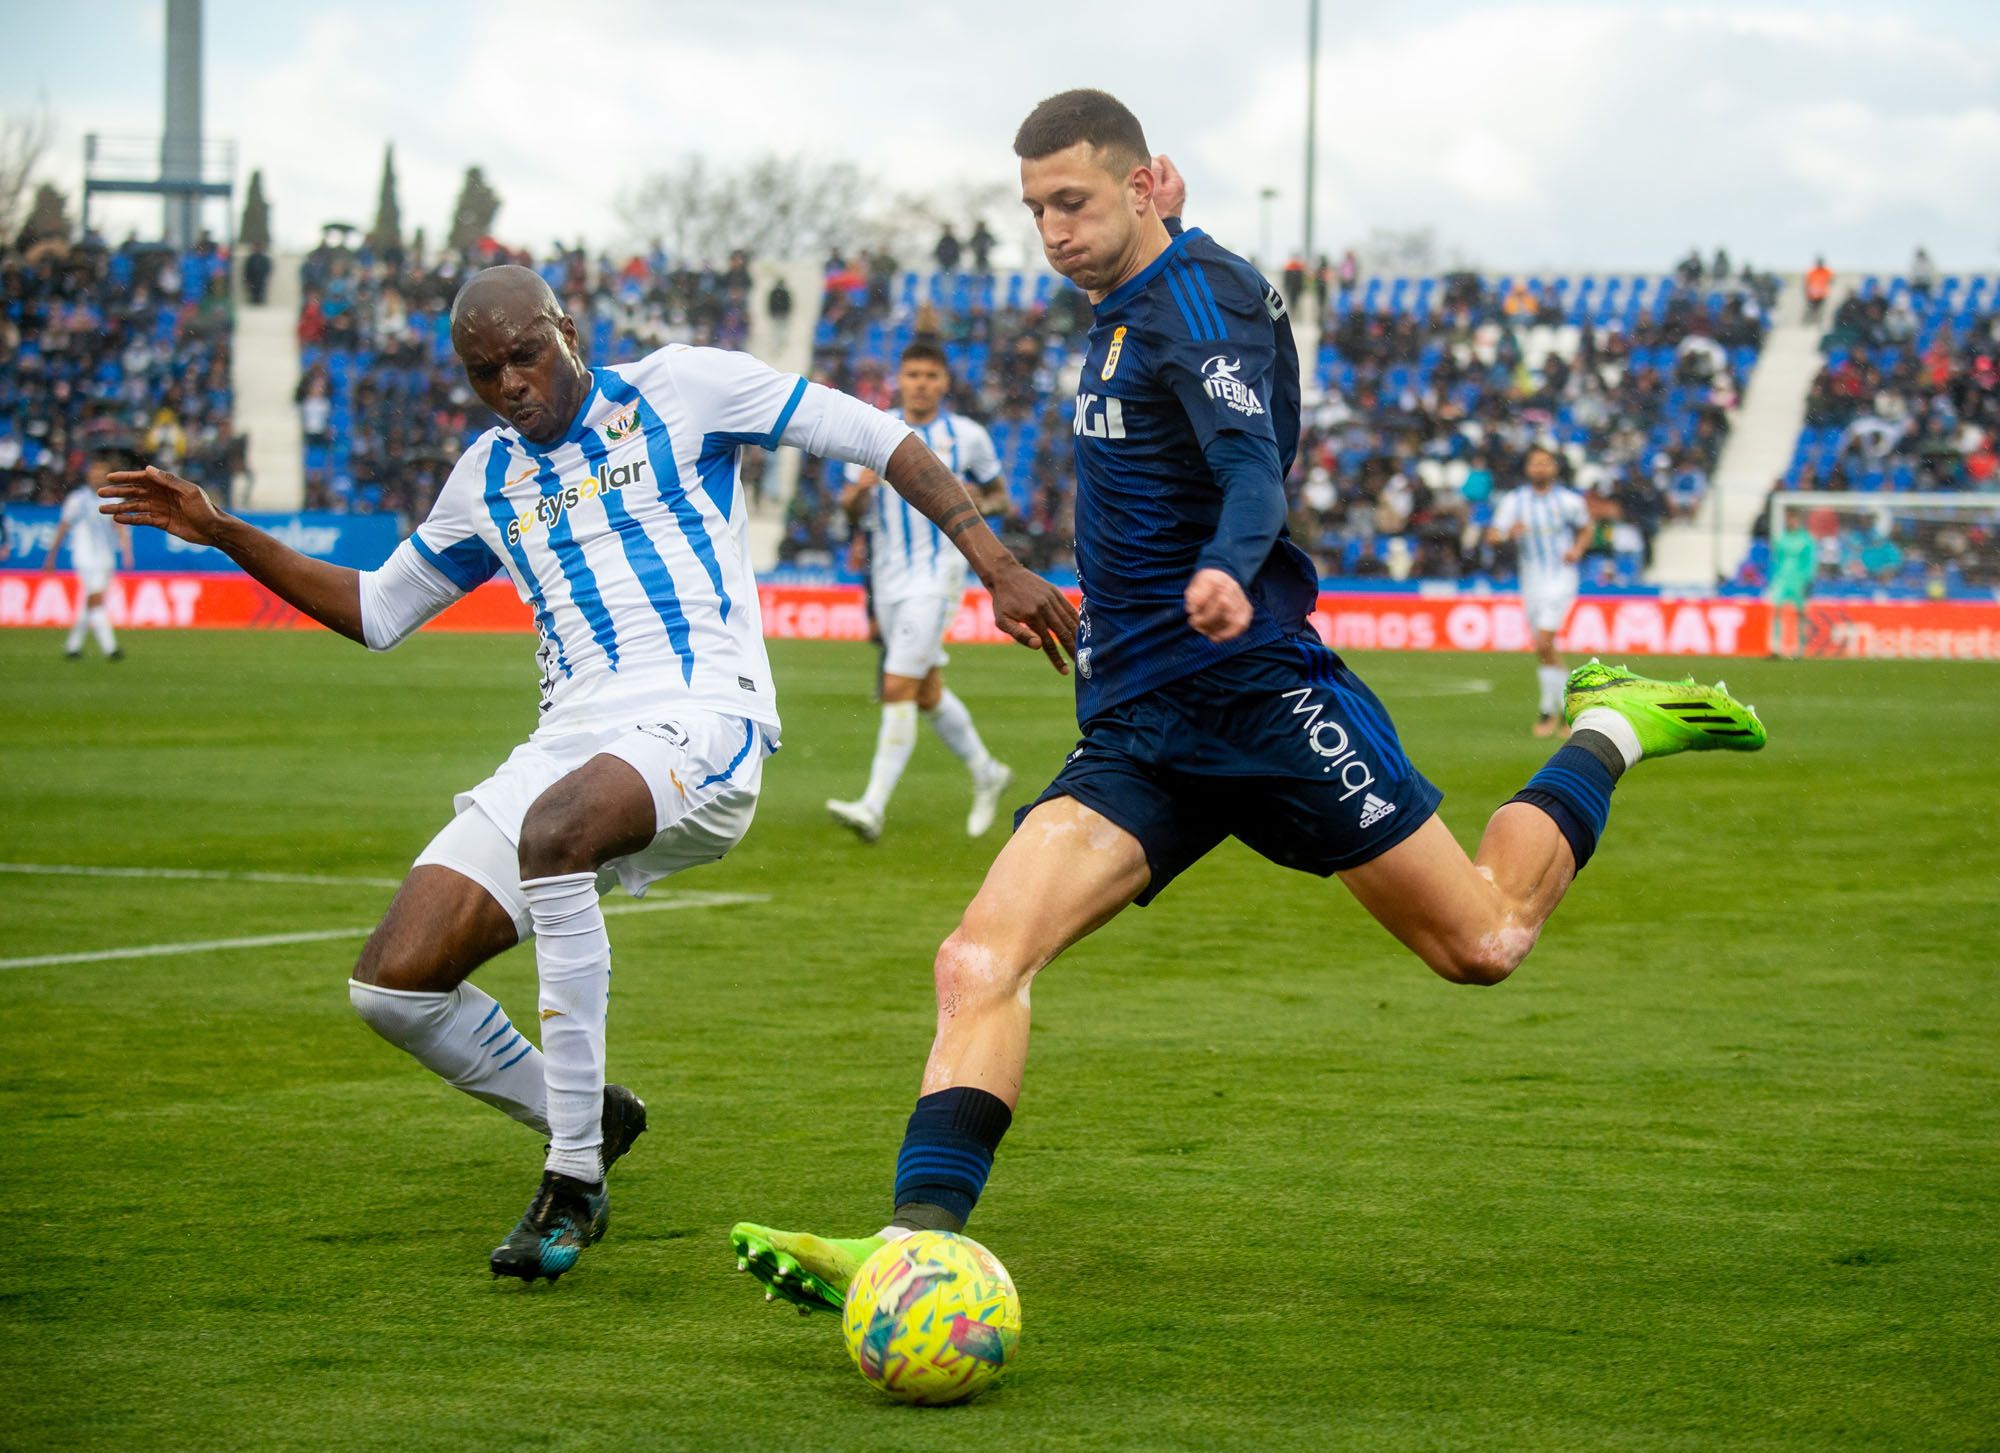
[731, 91, 1765, 1311]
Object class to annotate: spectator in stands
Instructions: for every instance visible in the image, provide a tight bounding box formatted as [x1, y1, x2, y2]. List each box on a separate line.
[968, 221, 996, 273]
[766, 276, 794, 346]
[1709, 247, 1731, 283]
[934, 225, 962, 273]
[1337, 248, 1359, 295]
[1676, 248, 1704, 288]
[244, 248, 272, 307]
[1282, 256, 1306, 310]
[1804, 256, 1833, 323]
[1909, 246, 1938, 299]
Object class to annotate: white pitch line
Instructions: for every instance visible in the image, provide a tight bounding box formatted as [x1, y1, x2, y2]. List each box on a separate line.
[0, 862, 406, 889]
[0, 891, 771, 971]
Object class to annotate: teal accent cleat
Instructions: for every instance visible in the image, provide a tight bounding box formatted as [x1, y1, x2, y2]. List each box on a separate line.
[1563, 659, 1768, 758]
[491, 1171, 607, 1283]
[730, 1223, 885, 1316]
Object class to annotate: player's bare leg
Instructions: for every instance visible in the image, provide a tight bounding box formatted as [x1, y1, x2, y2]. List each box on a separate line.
[65, 587, 118, 660]
[1340, 810, 1572, 985]
[733, 795, 1147, 1312]
[1531, 628, 1565, 737]
[482, 754, 658, 1281]
[1347, 659, 1765, 984]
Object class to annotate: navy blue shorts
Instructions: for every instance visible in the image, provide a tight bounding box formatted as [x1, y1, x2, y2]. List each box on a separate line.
[1018, 636, 1442, 905]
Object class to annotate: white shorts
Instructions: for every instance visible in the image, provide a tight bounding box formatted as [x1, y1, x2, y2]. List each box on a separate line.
[1522, 581, 1577, 634]
[413, 710, 772, 938]
[74, 559, 113, 596]
[878, 591, 958, 679]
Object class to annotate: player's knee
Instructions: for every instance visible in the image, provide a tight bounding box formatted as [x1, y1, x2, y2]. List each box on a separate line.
[933, 931, 1029, 1012]
[1431, 934, 1527, 987]
[516, 791, 597, 878]
[352, 928, 441, 995]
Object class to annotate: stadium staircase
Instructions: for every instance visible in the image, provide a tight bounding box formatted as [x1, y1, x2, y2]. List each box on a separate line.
[1649, 274, 1842, 588]
[747, 259, 825, 571]
[233, 252, 306, 509]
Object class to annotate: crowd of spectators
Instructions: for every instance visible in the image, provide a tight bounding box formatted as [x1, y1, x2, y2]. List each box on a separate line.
[295, 238, 756, 516]
[0, 232, 235, 508]
[1789, 276, 1998, 495]
[1733, 257, 1998, 597]
[1285, 266, 1766, 584]
[786, 248, 1091, 570]
[784, 253, 1769, 587]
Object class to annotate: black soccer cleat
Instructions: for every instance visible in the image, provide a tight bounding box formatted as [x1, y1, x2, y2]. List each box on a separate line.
[490, 1171, 608, 1283]
[600, 1083, 648, 1176]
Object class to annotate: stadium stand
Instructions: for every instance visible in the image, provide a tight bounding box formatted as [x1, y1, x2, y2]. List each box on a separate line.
[294, 242, 757, 517]
[1295, 270, 1767, 587]
[791, 259, 1769, 589]
[1730, 273, 1999, 595]
[0, 234, 234, 506]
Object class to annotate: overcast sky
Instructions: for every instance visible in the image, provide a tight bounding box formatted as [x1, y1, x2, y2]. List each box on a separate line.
[8, 0, 1999, 271]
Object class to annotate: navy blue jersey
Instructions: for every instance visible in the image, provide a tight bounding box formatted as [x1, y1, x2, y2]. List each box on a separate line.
[1069, 225, 1318, 724]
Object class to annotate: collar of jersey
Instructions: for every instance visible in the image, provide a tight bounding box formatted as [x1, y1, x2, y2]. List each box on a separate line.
[1095, 226, 1206, 315]
[510, 371, 605, 458]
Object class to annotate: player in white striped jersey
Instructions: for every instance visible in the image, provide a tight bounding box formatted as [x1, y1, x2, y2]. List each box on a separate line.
[828, 342, 1015, 842]
[100, 265, 1077, 1283]
[45, 445, 137, 660]
[1487, 445, 1593, 736]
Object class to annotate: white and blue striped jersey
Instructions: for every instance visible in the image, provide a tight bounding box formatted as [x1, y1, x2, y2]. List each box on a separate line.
[362, 345, 910, 736]
[1493, 483, 1589, 587]
[847, 409, 1001, 602]
[60, 485, 120, 569]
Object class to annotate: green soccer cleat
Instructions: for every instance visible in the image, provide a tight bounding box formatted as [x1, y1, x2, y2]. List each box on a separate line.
[730, 1222, 885, 1316]
[1562, 658, 1767, 757]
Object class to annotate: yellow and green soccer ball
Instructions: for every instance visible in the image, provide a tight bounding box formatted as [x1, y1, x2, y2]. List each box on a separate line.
[841, 1230, 1021, 1405]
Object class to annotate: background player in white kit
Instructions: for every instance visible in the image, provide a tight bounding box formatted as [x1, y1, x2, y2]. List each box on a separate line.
[100, 266, 1076, 1284]
[827, 341, 1015, 841]
[45, 445, 137, 660]
[1488, 444, 1592, 736]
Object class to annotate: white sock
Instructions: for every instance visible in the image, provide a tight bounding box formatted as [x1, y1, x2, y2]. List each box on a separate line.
[525, 872, 610, 1183]
[90, 606, 117, 654]
[1537, 663, 1566, 716]
[65, 611, 87, 653]
[348, 978, 549, 1132]
[924, 688, 993, 777]
[1571, 707, 1643, 770]
[860, 701, 919, 816]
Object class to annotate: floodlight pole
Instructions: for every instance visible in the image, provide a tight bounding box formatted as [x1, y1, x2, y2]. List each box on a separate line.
[1303, 0, 1319, 266]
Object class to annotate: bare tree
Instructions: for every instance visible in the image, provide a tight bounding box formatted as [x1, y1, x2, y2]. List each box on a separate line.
[0, 99, 56, 242]
[615, 153, 871, 264]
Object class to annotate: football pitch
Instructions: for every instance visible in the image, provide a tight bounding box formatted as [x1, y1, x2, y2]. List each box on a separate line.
[2, 630, 1995, 1451]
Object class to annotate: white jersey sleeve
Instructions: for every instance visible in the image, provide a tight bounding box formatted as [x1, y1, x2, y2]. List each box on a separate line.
[667, 347, 912, 473]
[358, 446, 502, 651]
[955, 416, 1003, 486]
[1492, 488, 1522, 535]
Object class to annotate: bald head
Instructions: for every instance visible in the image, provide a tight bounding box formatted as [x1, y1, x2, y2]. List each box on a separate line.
[450, 263, 561, 333]
[451, 264, 588, 445]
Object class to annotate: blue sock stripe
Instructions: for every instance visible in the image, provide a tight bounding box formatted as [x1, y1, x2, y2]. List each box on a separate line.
[895, 1148, 994, 1177]
[479, 1018, 515, 1048]
[472, 1000, 502, 1033]
[893, 1087, 1013, 1220]
[488, 1031, 524, 1059]
[1530, 762, 1612, 830]
[495, 1042, 536, 1071]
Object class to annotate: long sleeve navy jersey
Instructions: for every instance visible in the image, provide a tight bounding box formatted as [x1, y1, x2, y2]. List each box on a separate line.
[1068, 224, 1319, 724]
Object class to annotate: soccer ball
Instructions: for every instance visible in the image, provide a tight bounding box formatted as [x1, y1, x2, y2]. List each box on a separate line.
[841, 1230, 1021, 1405]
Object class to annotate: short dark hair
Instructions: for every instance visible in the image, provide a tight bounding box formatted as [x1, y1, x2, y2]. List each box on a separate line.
[1013, 89, 1149, 175]
[900, 340, 949, 370]
[1524, 442, 1564, 469]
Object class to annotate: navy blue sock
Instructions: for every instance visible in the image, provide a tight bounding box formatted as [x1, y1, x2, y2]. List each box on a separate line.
[891, 1087, 1013, 1232]
[1509, 742, 1618, 871]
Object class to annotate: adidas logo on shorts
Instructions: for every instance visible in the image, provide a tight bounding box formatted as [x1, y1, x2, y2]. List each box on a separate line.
[1358, 792, 1396, 829]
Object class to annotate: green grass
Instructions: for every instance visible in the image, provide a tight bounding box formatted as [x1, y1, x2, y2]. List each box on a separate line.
[2, 631, 1996, 1451]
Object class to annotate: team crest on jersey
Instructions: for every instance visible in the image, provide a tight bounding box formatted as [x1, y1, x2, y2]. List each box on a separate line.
[603, 408, 640, 443]
[1100, 326, 1127, 381]
[1201, 355, 1265, 417]
[505, 459, 649, 545]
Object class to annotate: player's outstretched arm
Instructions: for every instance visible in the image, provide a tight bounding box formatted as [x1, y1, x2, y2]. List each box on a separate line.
[879, 434, 1078, 673]
[101, 465, 366, 642]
